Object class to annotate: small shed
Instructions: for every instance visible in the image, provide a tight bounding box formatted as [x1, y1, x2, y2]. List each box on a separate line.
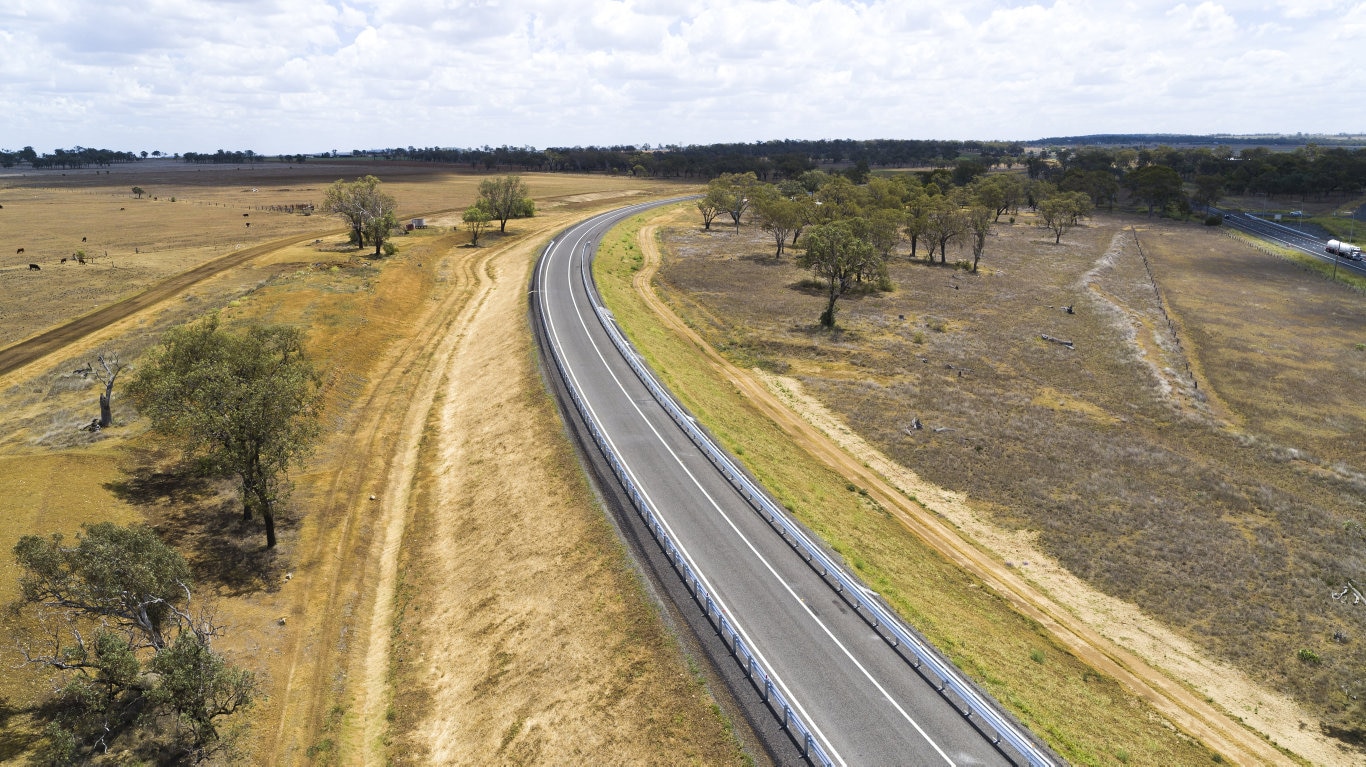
[410, 218, 426, 229]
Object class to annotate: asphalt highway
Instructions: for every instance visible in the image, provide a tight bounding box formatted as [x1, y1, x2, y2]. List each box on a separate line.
[534, 200, 1050, 766]
[1216, 209, 1366, 278]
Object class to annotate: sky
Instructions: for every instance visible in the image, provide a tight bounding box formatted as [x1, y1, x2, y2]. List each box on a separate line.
[1, 0, 1363, 155]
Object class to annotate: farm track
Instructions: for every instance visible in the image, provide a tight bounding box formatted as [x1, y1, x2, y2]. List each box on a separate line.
[0, 211, 523, 764]
[263, 227, 507, 764]
[630, 220, 1294, 767]
[0, 232, 337, 376]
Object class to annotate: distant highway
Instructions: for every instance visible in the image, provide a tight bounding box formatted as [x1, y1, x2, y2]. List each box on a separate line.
[534, 200, 1055, 766]
[1215, 208, 1366, 277]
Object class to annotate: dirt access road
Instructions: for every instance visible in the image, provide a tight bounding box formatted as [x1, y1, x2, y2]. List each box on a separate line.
[0, 232, 334, 376]
[234, 200, 747, 765]
[629, 214, 1312, 766]
[0, 194, 746, 766]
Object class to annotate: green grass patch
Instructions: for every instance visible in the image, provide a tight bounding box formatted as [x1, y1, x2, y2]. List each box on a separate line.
[593, 204, 1211, 765]
[1307, 214, 1363, 243]
[1228, 230, 1366, 290]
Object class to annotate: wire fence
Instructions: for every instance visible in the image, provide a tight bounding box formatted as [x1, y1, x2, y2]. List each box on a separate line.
[1128, 227, 1197, 390]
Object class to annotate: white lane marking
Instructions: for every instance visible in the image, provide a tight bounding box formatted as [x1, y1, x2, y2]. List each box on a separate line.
[539, 208, 849, 766]
[557, 244, 956, 766]
[543, 205, 961, 766]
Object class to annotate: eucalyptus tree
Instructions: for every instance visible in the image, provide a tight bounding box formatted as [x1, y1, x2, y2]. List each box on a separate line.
[798, 221, 877, 328]
[128, 316, 322, 549]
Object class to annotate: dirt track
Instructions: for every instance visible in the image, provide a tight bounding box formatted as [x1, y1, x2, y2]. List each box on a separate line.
[0, 196, 746, 765]
[253, 206, 745, 765]
[0, 232, 340, 376]
[630, 218, 1302, 766]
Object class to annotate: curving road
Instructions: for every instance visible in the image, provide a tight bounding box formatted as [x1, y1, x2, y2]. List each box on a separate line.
[534, 200, 1053, 766]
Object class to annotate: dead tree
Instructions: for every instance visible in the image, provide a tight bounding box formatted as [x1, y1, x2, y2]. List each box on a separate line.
[97, 353, 125, 428]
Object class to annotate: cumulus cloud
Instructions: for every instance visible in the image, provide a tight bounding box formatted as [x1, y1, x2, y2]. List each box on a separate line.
[0, 0, 1361, 153]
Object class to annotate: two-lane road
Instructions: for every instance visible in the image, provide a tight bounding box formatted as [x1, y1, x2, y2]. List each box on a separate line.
[534, 200, 1048, 766]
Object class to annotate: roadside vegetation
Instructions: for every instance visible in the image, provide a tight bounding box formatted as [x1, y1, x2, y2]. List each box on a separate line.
[0, 164, 744, 765]
[595, 206, 1216, 766]
[597, 153, 1366, 763]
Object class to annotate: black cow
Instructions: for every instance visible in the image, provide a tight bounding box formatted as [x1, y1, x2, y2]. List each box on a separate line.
[29, 263, 40, 271]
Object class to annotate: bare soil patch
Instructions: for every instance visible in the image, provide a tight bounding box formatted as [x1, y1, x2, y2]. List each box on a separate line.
[643, 209, 1366, 764]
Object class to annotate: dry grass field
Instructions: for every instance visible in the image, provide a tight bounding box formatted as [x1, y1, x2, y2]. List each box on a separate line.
[0, 164, 749, 765]
[606, 203, 1366, 764]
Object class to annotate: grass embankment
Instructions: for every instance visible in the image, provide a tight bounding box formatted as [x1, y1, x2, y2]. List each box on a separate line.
[1225, 229, 1366, 290]
[0, 168, 747, 765]
[593, 206, 1214, 767]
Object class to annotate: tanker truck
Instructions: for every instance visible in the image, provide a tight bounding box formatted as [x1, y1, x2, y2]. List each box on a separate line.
[1326, 239, 1363, 260]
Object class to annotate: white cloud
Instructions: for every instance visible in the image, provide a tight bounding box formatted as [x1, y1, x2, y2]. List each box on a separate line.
[0, 0, 1362, 153]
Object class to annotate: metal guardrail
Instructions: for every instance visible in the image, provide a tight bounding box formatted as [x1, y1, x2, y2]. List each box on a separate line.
[575, 243, 1057, 767]
[535, 230, 836, 766]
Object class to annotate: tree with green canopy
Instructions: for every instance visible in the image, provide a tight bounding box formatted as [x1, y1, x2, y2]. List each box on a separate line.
[752, 185, 803, 257]
[1038, 191, 1092, 243]
[462, 201, 493, 246]
[797, 221, 877, 328]
[127, 315, 322, 548]
[322, 175, 399, 255]
[13, 523, 254, 763]
[966, 204, 993, 272]
[477, 175, 535, 232]
[1125, 165, 1184, 216]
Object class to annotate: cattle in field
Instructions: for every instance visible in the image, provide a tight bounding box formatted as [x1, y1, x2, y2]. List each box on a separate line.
[16, 247, 23, 254]
[243, 213, 249, 217]
[81, 236, 87, 242]
[29, 263, 40, 271]
[61, 258, 67, 264]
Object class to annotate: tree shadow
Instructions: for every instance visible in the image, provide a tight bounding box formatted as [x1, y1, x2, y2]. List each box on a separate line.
[739, 251, 792, 266]
[0, 697, 42, 762]
[106, 467, 216, 507]
[105, 462, 286, 597]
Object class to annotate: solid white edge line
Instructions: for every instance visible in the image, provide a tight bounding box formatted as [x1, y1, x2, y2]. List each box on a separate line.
[540, 208, 848, 766]
[545, 203, 964, 766]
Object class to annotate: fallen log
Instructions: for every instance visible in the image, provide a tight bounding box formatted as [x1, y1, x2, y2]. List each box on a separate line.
[1041, 334, 1075, 349]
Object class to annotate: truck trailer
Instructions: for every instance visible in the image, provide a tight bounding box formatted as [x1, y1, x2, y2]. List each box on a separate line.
[1326, 239, 1363, 260]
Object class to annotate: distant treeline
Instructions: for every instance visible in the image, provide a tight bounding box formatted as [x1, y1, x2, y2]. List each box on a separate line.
[0, 146, 140, 169]
[365, 139, 1028, 179]
[367, 140, 1366, 198]
[1038, 132, 1366, 148]
[1030, 144, 1366, 200]
[182, 149, 268, 164]
[7, 136, 1366, 199]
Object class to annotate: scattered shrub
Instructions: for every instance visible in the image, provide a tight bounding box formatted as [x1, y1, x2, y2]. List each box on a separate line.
[1204, 215, 1223, 226]
[1297, 648, 1322, 665]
